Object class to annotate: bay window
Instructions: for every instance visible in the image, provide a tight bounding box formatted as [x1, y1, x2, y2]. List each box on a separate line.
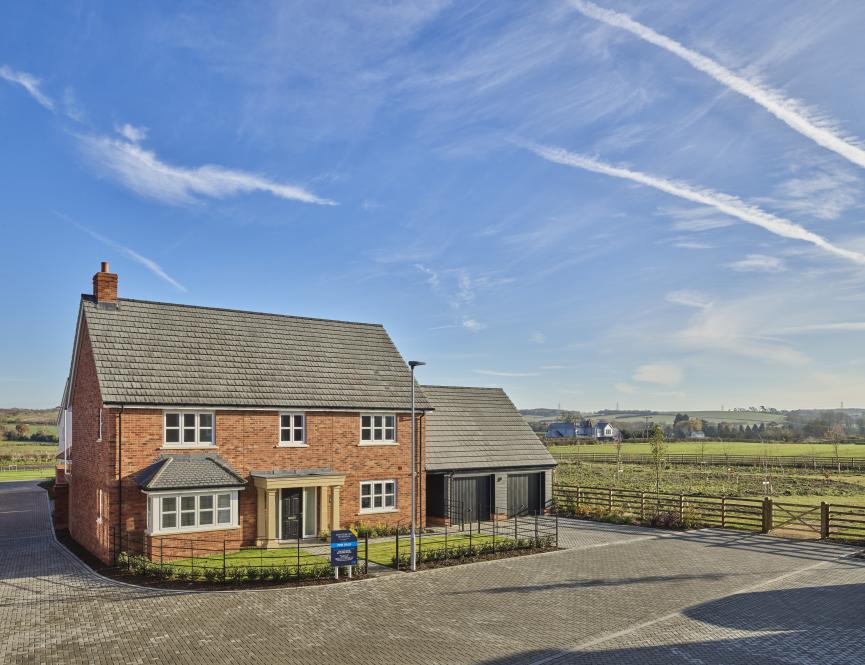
[149, 490, 238, 534]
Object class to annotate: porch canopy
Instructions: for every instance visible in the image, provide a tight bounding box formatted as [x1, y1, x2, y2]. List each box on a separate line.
[251, 469, 345, 547]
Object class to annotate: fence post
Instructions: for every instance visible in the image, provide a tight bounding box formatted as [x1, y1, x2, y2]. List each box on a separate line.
[762, 497, 773, 534]
[514, 513, 518, 541]
[821, 502, 830, 540]
[534, 512, 539, 544]
[222, 540, 226, 581]
[679, 494, 684, 522]
[296, 527, 301, 577]
[576, 486, 581, 511]
[191, 542, 195, 578]
[640, 493, 645, 521]
[555, 511, 559, 547]
[608, 488, 613, 511]
[365, 535, 369, 573]
[721, 497, 726, 529]
[160, 539, 164, 573]
[395, 530, 400, 570]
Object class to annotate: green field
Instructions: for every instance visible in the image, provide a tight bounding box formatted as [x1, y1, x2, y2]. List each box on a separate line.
[549, 441, 865, 457]
[0, 441, 57, 464]
[555, 461, 865, 507]
[522, 410, 788, 427]
[0, 468, 54, 481]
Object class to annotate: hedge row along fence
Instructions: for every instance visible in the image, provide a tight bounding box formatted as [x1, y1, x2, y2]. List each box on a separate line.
[552, 484, 865, 544]
[551, 450, 865, 470]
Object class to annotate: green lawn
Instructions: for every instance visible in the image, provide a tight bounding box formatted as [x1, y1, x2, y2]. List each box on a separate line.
[549, 441, 865, 457]
[167, 544, 330, 570]
[0, 468, 54, 481]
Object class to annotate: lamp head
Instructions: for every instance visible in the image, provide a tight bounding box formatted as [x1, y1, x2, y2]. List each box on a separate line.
[409, 360, 426, 369]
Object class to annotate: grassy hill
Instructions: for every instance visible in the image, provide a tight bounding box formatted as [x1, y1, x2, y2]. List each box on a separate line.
[1, 408, 60, 441]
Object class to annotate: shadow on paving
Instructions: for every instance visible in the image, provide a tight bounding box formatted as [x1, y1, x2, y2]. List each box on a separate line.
[478, 581, 865, 665]
[447, 572, 733, 596]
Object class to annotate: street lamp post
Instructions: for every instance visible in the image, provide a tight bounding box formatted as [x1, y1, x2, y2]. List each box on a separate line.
[409, 360, 425, 572]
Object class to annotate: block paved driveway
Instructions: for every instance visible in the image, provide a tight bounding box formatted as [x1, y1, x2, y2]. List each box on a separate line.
[2, 480, 865, 665]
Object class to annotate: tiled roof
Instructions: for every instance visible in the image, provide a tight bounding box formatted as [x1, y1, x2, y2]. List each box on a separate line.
[422, 385, 556, 472]
[81, 296, 431, 410]
[136, 454, 246, 491]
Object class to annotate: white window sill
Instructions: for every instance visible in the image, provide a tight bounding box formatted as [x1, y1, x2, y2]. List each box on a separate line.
[276, 442, 308, 448]
[162, 444, 218, 450]
[359, 507, 398, 515]
[358, 441, 398, 446]
[148, 524, 240, 537]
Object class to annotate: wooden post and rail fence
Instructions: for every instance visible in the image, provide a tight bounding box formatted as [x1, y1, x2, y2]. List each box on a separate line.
[552, 484, 865, 544]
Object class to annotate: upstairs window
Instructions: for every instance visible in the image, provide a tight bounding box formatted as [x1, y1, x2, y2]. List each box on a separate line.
[164, 412, 214, 447]
[279, 414, 305, 446]
[360, 414, 396, 443]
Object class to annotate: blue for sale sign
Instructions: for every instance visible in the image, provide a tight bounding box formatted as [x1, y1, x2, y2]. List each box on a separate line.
[330, 529, 358, 566]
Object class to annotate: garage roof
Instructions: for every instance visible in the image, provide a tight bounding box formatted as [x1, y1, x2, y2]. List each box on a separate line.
[422, 385, 556, 472]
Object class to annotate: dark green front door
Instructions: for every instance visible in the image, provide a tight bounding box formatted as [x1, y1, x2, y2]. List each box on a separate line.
[281, 488, 302, 540]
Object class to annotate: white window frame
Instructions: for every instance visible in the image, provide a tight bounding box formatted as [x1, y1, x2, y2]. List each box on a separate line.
[146, 489, 239, 535]
[278, 413, 307, 447]
[359, 479, 397, 514]
[163, 411, 215, 448]
[359, 414, 397, 445]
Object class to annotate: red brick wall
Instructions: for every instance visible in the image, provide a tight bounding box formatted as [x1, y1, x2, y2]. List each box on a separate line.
[112, 409, 426, 545]
[67, 319, 117, 563]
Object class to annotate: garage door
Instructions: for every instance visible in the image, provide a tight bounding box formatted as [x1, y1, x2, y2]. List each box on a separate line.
[450, 475, 491, 525]
[507, 472, 543, 517]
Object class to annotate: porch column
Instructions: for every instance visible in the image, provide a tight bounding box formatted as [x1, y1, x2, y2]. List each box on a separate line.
[318, 486, 329, 536]
[331, 486, 341, 531]
[266, 489, 279, 548]
[256, 488, 267, 545]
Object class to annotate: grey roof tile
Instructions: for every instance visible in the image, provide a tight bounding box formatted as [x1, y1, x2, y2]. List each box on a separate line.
[82, 296, 431, 410]
[136, 454, 246, 491]
[422, 385, 556, 472]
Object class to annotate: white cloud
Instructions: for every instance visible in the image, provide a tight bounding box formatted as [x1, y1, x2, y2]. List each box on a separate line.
[72, 222, 186, 292]
[615, 382, 638, 394]
[767, 322, 865, 335]
[77, 134, 335, 206]
[727, 254, 786, 273]
[0, 65, 54, 110]
[673, 240, 712, 250]
[666, 290, 712, 309]
[675, 299, 808, 365]
[115, 123, 148, 143]
[529, 331, 546, 344]
[633, 362, 683, 386]
[462, 318, 486, 333]
[474, 369, 540, 377]
[769, 167, 860, 221]
[526, 143, 865, 266]
[659, 206, 734, 232]
[570, 0, 865, 172]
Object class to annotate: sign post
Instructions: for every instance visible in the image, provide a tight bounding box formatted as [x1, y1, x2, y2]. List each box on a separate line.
[330, 529, 358, 579]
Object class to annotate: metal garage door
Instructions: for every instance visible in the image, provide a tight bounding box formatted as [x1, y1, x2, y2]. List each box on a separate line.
[450, 475, 491, 525]
[507, 472, 542, 517]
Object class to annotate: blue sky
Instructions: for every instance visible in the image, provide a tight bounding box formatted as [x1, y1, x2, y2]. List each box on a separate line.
[3, 0, 865, 411]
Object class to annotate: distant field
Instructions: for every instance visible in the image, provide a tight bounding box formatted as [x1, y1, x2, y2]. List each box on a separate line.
[0, 441, 57, 462]
[0, 468, 54, 481]
[548, 441, 865, 457]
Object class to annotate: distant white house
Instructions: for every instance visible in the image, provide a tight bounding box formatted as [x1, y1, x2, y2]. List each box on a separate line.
[546, 420, 621, 441]
[689, 430, 706, 439]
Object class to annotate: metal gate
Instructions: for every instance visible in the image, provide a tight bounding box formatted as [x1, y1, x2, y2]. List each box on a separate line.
[450, 475, 492, 525]
[508, 472, 542, 517]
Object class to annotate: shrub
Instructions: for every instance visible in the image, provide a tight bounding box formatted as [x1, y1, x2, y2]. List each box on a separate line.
[226, 566, 245, 583]
[245, 566, 260, 582]
[203, 567, 223, 583]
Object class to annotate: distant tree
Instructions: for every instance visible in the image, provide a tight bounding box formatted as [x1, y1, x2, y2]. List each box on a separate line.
[14, 423, 29, 439]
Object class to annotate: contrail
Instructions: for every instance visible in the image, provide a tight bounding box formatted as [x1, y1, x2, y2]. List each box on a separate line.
[527, 142, 865, 265]
[570, 0, 865, 170]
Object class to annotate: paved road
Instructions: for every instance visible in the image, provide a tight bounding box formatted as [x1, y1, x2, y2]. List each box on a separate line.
[2, 480, 864, 664]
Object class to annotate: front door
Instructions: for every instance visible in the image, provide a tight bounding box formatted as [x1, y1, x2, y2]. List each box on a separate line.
[280, 488, 302, 540]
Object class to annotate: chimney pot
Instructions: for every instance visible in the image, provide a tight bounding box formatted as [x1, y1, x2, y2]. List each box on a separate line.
[101, 261, 109, 273]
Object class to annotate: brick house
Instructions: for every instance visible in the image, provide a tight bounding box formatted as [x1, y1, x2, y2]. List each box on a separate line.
[58, 263, 430, 563]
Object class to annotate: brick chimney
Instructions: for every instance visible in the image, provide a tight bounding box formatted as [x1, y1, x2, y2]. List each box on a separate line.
[93, 261, 118, 304]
